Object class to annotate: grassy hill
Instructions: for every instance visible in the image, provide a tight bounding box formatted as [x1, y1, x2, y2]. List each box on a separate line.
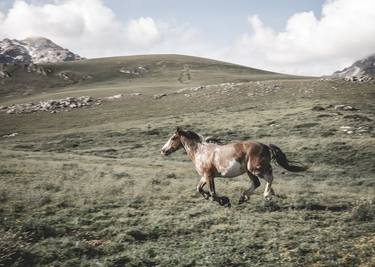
[0, 55, 374, 266]
[0, 54, 291, 102]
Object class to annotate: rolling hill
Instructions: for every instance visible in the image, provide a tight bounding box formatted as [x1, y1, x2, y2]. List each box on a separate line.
[0, 54, 292, 101]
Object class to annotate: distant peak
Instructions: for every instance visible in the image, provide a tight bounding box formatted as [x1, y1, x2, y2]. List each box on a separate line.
[23, 36, 53, 43]
[0, 36, 83, 64]
[333, 53, 375, 78]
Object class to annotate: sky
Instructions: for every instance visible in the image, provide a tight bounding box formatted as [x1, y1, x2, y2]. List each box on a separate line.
[0, 0, 375, 76]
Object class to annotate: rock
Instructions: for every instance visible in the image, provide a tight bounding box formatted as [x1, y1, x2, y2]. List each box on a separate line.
[105, 94, 123, 100]
[0, 70, 10, 78]
[312, 105, 325, 111]
[2, 96, 101, 114]
[334, 105, 358, 111]
[340, 125, 371, 135]
[154, 93, 167, 99]
[119, 66, 148, 75]
[343, 114, 372, 122]
[26, 63, 51, 76]
[2, 132, 18, 137]
[0, 63, 11, 78]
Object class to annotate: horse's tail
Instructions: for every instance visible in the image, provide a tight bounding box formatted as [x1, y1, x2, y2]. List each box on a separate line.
[268, 144, 308, 172]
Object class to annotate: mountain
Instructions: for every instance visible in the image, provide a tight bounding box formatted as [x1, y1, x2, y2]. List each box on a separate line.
[0, 37, 83, 64]
[333, 54, 375, 78]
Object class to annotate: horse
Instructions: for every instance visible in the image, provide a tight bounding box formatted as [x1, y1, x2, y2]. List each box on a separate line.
[160, 127, 308, 207]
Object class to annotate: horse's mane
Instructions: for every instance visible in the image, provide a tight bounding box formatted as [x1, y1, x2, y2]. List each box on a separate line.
[179, 129, 203, 143]
[178, 129, 224, 145]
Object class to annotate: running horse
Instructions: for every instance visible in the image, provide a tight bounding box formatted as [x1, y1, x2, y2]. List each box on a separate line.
[160, 127, 308, 207]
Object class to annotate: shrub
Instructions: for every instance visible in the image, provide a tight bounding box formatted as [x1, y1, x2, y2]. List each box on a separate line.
[0, 229, 33, 266]
[352, 199, 375, 221]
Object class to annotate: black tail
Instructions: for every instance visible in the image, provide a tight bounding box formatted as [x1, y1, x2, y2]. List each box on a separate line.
[268, 144, 308, 172]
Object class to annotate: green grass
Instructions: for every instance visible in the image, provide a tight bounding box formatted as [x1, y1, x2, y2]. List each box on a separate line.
[0, 55, 374, 266]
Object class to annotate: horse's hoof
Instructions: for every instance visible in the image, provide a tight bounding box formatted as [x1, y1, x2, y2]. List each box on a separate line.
[238, 195, 248, 205]
[264, 196, 272, 201]
[218, 196, 230, 206]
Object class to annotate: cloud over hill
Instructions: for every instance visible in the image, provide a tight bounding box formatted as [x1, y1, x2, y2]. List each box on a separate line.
[0, 0, 375, 75]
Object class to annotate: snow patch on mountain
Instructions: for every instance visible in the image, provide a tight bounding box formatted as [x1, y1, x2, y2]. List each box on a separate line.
[0, 37, 83, 64]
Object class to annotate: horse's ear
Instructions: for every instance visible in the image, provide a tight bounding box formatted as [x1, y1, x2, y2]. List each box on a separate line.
[176, 127, 183, 134]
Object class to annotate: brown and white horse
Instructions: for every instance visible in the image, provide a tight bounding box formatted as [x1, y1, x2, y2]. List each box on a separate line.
[161, 127, 308, 207]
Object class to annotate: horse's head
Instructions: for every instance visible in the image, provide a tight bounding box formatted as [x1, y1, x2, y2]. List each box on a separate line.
[160, 127, 184, 156]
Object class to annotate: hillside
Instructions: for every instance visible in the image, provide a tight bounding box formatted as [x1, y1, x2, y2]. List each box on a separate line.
[0, 54, 374, 266]
[0, 54, 291, 101]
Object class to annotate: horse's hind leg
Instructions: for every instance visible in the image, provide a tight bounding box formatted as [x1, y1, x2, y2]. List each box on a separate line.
[261, 170, 275, 200]
[239, 171, 261, 204]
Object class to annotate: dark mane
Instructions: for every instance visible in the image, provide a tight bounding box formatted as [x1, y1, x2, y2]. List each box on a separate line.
[180, 130, 202, 142]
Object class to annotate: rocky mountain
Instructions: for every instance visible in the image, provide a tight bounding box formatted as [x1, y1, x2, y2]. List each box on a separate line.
[333, 54, 375, 79]
[0, 37, 83, 64]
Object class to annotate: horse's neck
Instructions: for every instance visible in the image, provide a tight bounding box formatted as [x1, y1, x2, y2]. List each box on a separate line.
[181, 137, 200, 161]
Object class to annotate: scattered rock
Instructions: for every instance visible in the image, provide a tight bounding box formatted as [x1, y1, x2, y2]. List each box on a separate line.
[340, 126, 371, 135]
[0, 63, 11, 78]
[26, 63, 51, 76]
[57, 71, 91, 82]
[105, 94, 123, 100]
[154, 93, 167, 99]
[344, 114, 372, 122]
[0, 96, 101, 114]
[104, 93, 142, 101]
[119, 66, 148, 75]
[86, 239, 106, 247]
[333, 105, 358, 111]
[344, 75, 373, 83]
[177, 86, 205, 93]
[2, 132, 18, 137]
[312, 105, 325, 111]
[131, 93, 142, 96]
[340, 126, 353, 135]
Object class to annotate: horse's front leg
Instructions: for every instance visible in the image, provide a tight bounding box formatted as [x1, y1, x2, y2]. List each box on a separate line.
[196, 176, 210, 200]
[206, 175, 230, 207]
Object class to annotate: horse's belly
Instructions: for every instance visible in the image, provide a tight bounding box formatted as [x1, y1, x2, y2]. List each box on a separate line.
[218, 160, 246, 178]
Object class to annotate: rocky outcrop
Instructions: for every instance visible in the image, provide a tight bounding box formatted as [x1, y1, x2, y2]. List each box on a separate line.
[0, 37, 83, 64]
[57, 71, 92, 82]
[119, 66, 148, 75]
[0, 62, 52, 79]
[0, 64, 11, 78]
[0, 96, 100, 114]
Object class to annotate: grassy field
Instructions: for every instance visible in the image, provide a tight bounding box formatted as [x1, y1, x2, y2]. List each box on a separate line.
[0, 55, 374, 266]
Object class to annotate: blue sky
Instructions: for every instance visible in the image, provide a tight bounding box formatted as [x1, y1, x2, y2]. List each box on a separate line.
[104, 0, 325, 44]
[0, 0, 375, 75]
[1, 0, 325, 45]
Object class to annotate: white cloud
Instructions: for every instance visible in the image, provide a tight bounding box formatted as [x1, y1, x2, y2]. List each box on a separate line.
[0, 0, 204, 58]
[1, 0, 375, 75]
[126, 17, 161, 47]
[226, 0, 375, 75]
